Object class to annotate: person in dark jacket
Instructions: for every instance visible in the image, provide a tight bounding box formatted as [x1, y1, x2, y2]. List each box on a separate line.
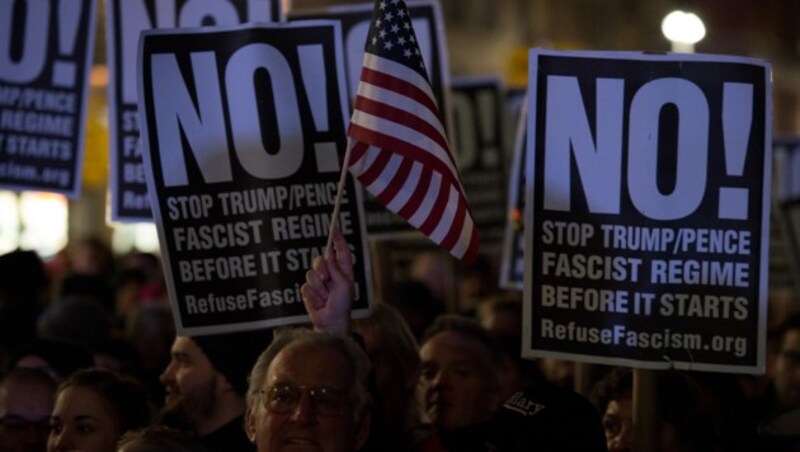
[159, 330, 270, 452]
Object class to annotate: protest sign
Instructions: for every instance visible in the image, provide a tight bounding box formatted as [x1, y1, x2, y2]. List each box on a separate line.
[107, 0, 281, 221]
[293, 0, 452, 237]
[773, 137, 800, 290]
[451, 76, 507, 254]
[0, 0, 97, 197]
[500, 95, 526, 290]
[503, 87, 526, 163]
[524, 50, 771, 373]
[138, 21, 371, 335]
[774, 137, 800, 206]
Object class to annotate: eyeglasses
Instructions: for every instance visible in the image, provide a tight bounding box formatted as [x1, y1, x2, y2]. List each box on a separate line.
[260, 382, 348, 417]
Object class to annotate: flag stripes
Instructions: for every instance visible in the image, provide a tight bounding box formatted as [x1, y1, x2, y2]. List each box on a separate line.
[346, 1, 479, 262]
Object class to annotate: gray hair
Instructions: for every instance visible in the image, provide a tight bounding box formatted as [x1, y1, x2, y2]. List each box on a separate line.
[246, 328, 371, 422]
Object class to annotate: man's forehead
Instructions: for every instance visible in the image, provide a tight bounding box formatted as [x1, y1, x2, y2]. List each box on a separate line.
[173, 336, 203, 356]
[266, 342, 350, 385]
[422, 331, 489, 356]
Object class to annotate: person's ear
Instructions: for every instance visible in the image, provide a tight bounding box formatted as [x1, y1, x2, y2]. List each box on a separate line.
[215, 372, 235, 394]
[355, 410, 371, 450]
[245, 406, 257, 442]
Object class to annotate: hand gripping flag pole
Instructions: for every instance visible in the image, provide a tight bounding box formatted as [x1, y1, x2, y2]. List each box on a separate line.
[327, 0, 479, 263]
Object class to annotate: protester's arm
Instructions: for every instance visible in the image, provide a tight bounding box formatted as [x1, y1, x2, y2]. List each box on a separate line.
[300, 227, 354, 334]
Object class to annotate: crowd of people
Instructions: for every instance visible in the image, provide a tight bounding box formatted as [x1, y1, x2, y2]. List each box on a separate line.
[0, 230, 799, 451]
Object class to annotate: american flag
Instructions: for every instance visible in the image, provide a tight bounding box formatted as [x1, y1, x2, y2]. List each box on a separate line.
[347, 0, 479, 263]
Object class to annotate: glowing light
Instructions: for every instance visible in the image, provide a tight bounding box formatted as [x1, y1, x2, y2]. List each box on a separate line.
[662, 10, 706, 46]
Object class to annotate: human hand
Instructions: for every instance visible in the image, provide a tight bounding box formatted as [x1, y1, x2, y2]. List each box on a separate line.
[300, 227, 354, 333]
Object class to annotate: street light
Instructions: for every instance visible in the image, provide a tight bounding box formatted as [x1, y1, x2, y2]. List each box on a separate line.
[661, 10, 706, 53]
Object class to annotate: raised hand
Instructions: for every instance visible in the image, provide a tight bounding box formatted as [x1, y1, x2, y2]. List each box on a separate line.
[300, 227, 355, 333]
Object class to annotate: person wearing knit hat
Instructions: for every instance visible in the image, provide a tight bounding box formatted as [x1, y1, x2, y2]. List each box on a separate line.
[160, 329, 271, 452]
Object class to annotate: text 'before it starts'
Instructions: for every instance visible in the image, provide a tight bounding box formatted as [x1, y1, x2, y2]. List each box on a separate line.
[177, 245, 348, 283]
[540, 284, 749, 320]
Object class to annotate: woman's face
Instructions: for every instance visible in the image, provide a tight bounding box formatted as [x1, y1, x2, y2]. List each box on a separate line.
[47, 386, 121, 452]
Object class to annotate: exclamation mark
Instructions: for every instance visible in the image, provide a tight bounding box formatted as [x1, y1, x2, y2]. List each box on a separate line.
[298, 44, 339, 173]
[53, 0, 82, 88]
[719, 82, 753, 220]
[476, 90, 499, 168]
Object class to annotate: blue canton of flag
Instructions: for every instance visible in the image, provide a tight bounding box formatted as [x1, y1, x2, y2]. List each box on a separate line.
[365, 0, 427, 77]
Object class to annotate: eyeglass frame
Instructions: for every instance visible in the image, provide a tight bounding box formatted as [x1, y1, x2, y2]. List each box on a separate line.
[258, 382, 351, 417]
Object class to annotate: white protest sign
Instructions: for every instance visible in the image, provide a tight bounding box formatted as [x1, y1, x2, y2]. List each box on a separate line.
[0, 0, 97, 196]
[107, 0, 281, 221]
[524, 50, 771, 374]
[138, 21, 372, 335]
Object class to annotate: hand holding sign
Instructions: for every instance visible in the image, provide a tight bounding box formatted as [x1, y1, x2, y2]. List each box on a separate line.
[301, 228, 355, 334]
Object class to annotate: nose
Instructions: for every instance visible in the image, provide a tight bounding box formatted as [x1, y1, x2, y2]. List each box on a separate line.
[434, 368, 457, 391]
[289, 392, 317, 425]
[608, 424, 634, 452]
[160, 360, 176, 384]
[51, 427, 74, 451]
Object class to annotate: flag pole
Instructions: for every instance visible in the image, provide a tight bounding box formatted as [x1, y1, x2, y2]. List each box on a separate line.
[325, 136, 355, 258]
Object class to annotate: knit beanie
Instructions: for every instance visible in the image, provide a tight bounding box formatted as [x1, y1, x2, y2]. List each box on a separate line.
[191, 329, 272, 397]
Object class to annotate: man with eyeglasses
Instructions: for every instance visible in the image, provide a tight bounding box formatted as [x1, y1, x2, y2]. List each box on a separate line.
[244, 328, 371, 452]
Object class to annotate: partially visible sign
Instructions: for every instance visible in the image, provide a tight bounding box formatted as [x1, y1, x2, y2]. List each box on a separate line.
[293, 0, 452, 237]
[500, 94, 525, 290]
[138, 21, 372, 335]
[451, 76, 507, 254]
[0, 0, 98, 197]
[107, 0, 281, 221]
[772, 137, 800, 291]
[524, 50, 771, 374]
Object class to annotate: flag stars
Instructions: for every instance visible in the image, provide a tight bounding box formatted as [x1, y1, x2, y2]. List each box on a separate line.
[384, 11, 393, 21]
[403, 21, 411, 31]
[391, 24, 400, 33]
[404, 48, 412, 58]
[398, 36, 406, 45]
[384, 41, 394, 50]
[379, 29, 387, 39]
[379, 1, 387, 9]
